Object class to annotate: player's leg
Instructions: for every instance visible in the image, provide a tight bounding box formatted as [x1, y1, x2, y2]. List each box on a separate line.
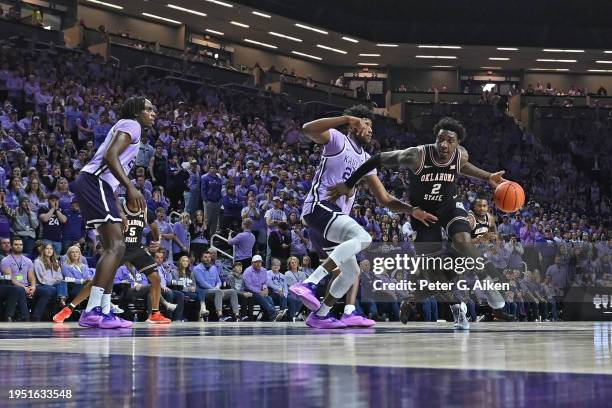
[79, 223, 125, 328]
[53, 281, 92, 323]
[132, 251, 170, 324]
[291, 208, 371, 313]
[339, 274, 375, 327]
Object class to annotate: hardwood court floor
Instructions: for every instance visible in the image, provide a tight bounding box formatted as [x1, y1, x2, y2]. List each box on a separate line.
[0, 321, 609, 407]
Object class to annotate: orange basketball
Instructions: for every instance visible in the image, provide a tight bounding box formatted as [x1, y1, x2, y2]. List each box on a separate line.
[494, 181, 525, 213]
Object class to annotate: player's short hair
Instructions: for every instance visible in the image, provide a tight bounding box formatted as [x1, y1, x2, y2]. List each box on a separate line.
[120, 97, 146, 119]
[433, 117, 467, 142]
[343, 104, 373, 120]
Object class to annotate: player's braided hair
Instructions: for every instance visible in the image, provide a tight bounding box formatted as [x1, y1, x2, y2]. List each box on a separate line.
[120, 96, 146, 119]
[433, 116, 467, 142]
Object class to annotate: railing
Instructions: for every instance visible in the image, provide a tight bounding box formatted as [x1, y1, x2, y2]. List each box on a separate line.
[210, 233, 234, 263]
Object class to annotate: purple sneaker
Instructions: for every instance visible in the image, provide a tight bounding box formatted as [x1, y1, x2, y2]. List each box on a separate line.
[98, 311, 124, 329]
[108, 311, 133, 328]
[289, 282, 320, 311]
[305, 312, 347, 329]
[340, 311, 376, 327]
[78, 307, 105, 328]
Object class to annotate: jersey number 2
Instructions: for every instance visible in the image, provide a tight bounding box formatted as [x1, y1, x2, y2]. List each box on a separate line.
[430, 183, 441, 194]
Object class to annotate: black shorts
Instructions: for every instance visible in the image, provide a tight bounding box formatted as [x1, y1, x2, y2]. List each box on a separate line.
[412, 200, 470, 256]
[302, 201, 343, 258]
[121, 246, 157, 275]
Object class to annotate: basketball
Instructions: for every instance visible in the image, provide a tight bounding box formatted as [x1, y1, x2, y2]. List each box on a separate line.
[494, 181, 525, 213]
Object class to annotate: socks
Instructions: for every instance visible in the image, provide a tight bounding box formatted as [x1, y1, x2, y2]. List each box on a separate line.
[101, 294, 111, 315]
[151, 308, 159, 313]
[85, 286, 105, 312]
[344, 304, 356, 315]
[304, 265, 329, 285]
[316, 304, 331, 317]
[68, 303, 76, 311]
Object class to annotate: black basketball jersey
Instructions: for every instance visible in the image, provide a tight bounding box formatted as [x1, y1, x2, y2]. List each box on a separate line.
[121, 201, 152, 248]
[408, 144, 462, 212]
[469, 211, 490, 238]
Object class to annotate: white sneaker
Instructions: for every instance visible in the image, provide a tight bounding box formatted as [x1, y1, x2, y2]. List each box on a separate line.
[165, 302, 177, 312]
[111, 304, 124, 314]
[476, 315, 485, 322]
[451, 302, 470, 330]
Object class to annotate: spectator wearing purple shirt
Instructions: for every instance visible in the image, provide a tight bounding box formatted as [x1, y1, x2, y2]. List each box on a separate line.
[221, 185, 243, 233]
[154, 207, 174, 256]
[200, 165, 222, 235]
[34, 244, 68, 303]
[61, 245, 93, 297]
[184, 159, 200, 213]
[228, 218, 256, 269]
[1, 238, 40, 320]
[546, 256, 569, 292]
[172, 212, 191, 261]
[242, 255, 277, 321]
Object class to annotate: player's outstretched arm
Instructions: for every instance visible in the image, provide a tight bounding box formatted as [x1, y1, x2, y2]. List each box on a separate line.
[104, 131, 145, 210]
[458, 146, 507, 188]
[326, 147, 421, 201]
[302, 115, 370, 144]
[363, 174, 438, 226]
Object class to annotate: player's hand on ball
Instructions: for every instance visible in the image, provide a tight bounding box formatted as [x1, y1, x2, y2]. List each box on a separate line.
[412, 208, 438, 226]
[327, 182, 355, 202]
[488, 171, 507, 188]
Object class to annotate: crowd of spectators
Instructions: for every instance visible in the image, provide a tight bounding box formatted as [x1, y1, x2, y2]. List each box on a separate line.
[0, 33, 609, 323]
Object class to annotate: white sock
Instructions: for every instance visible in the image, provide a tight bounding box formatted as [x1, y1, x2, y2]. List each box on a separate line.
[304, 265, 328, 285]
[101, 294, 111, 314]
[344, 304, 356, 315]
[316, 304, 331, 317]
[86, 286, 105, 312]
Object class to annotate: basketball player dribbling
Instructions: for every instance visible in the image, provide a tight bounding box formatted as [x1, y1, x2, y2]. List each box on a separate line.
[71, 97, 153, 328]
[329, 117, 514, 329]
[288, 105, 436, 329]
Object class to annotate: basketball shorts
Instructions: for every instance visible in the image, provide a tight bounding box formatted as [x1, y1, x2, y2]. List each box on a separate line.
[73, 172, 122, 230]
[302, 201, 346, 258]
[122, 246, 158, 275]
[412, 200, 470, 256]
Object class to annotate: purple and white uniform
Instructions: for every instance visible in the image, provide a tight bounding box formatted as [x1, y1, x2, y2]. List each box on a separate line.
[81, 119, 141, 191]
[301, 129, 376, 256]
[74, 119, 141, 230]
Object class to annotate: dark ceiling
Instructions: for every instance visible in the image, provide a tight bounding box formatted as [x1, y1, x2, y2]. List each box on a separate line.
[232, 0, 612, 48]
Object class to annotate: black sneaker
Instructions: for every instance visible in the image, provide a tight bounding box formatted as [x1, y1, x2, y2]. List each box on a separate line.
[400, 301, 410, 325]
[492, 308, 517, 322]
[219, 316, 233, 322]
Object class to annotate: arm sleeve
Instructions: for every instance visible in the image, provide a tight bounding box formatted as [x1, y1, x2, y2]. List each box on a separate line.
[322, 129, 346, 156]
